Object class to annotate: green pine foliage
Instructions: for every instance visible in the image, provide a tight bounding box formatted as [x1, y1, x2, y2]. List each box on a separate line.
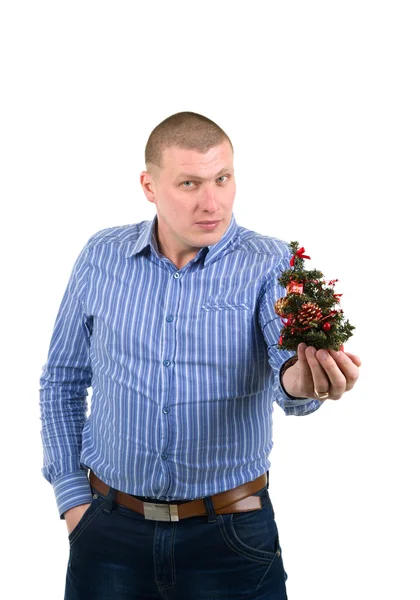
[276, 241, 355, 351]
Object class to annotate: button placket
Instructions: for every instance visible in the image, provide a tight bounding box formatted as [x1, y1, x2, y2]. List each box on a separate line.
[159, 270, 182, 492]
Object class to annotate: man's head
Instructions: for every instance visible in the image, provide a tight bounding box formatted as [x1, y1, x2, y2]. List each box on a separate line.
[140, 112, 236, 268]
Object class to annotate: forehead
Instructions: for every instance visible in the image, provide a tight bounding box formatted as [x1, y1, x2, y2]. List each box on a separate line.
[162, 142, 233, 179]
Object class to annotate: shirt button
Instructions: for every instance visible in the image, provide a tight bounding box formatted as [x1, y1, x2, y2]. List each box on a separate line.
[173, 272, 180, 279]
[161, 453, 168, 460]
[163, 360, 170, 367]
[162, 407, 169, 414]
[166, 315, 174, 322]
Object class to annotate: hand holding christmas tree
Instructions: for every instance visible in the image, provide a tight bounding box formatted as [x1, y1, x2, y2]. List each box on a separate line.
[275, 241, 355, 351]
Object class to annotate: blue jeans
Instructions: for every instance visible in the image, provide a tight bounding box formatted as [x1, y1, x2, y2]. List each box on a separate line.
[64, 478, 288, 599]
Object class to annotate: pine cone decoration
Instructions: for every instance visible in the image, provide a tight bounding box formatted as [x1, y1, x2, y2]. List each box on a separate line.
[297, 302, 322, 325]
[274, 297, 289, 317]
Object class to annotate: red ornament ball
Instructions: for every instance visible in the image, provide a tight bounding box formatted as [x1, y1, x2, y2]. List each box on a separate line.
[323, 322, 332, 331]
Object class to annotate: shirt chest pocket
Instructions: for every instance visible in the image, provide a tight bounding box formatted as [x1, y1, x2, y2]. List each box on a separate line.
[186, 294, 259, 394]
[198, 297, 253, 376]
[201, 294, 251, 312]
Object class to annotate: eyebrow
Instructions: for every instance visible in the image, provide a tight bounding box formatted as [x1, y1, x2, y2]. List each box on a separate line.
[175, 167, 233, 181]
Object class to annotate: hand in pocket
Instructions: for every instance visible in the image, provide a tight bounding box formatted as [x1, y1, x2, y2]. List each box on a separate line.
[65, 503, 92, 535]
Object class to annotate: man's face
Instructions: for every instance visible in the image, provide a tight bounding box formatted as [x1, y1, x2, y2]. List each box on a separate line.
[140, 140, 236, 266]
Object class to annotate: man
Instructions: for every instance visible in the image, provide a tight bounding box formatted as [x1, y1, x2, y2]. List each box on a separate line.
[40, 111, 361, 599]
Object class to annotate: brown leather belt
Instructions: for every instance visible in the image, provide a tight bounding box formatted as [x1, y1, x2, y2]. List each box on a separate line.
[89, 470, 267, 522]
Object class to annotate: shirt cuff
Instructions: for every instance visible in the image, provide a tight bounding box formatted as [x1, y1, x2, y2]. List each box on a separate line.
[52, 470, 93, 520]
[283, 398, 323, 416]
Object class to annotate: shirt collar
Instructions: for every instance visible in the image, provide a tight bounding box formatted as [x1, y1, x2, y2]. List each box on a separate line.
[125, 213, 240, 267]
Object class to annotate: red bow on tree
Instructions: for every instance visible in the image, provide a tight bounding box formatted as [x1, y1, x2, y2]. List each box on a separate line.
[290, 247, 311, 267]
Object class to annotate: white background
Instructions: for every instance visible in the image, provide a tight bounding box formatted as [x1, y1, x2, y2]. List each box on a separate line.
[1, 1, 419, 598]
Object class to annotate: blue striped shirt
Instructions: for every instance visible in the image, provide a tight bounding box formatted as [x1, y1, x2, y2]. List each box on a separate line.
[39, 212, 322, 519]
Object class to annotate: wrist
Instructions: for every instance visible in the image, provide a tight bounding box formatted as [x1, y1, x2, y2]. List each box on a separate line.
[280, 356, 308, 400]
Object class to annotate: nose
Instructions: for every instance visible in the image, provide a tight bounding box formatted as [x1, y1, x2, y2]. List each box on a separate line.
[200, 185, 220, 212]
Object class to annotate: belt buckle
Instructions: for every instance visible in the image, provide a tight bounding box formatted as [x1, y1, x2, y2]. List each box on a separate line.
[143, 501, 179, 522]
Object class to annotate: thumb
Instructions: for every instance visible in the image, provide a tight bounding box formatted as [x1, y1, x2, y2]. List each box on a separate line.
[296, 343, 312, 374]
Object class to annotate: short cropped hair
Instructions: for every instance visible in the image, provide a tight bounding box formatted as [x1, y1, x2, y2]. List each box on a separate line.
[145, 111, 233, 178]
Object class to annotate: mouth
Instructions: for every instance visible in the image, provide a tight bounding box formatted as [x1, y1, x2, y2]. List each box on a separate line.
[196, 220, 221, 230]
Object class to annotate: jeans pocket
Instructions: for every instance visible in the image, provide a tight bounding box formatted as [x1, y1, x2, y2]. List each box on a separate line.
[68, 496, 105, 547]
[217, 491, 278, 563]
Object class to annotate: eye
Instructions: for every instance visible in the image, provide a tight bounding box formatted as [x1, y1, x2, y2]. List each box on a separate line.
[181, 175, 229, 188]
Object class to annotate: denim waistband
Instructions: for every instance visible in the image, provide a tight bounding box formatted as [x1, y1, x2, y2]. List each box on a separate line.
[129, 495, 192, 505]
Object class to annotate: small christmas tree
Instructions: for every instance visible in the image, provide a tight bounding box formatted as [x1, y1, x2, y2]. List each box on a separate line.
[274, 241, 355, 351]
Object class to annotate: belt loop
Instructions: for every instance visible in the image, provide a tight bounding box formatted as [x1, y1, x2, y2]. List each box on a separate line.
[203, 495, 217, 523]
[267, 470, 270, 489]
[103, 486, 117, 515]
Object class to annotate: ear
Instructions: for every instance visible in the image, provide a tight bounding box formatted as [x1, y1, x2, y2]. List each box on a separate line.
[140, 171, 157, 203]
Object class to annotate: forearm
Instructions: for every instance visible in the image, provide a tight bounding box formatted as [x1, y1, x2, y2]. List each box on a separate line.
[39, 351, 93, 518]
[39, 237, 95, 518]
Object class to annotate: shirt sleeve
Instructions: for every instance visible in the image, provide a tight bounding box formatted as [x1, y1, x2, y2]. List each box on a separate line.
[257, 251, 323, 417]
[39, 238, 95, 519]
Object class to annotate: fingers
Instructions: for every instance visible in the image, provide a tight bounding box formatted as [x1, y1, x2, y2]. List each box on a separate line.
[303, 345, 331, 397]
[327, 349, 362, 379]
[296, 343, 361, 401]
[334, 346, 362, 368]
[342, 351, 362, 367]
[319, 349, 359, 397]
